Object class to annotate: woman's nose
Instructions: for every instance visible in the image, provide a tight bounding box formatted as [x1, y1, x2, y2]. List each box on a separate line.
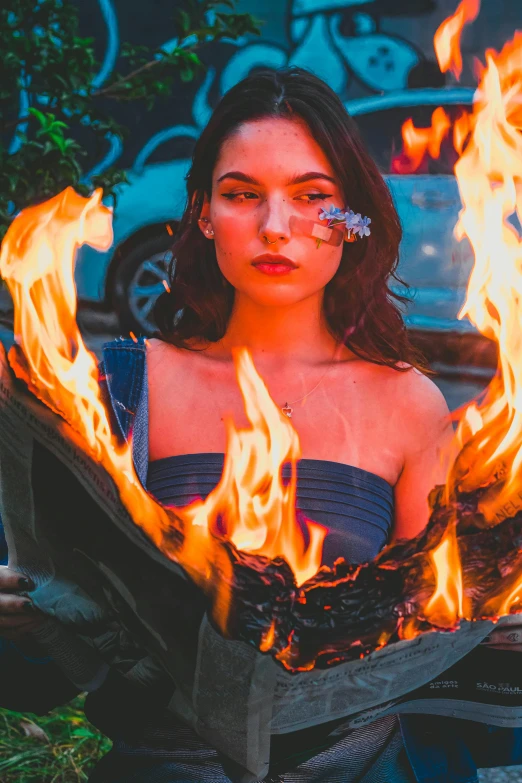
[259, 198, 292, 244]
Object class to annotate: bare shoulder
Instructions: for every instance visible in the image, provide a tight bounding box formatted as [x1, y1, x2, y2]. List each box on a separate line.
[146, 338, 192, 400]
[390, 365, 453, 452]
[147, 337, 184, 373]
[365, 361, 449, 417]
[395, 365, 450, 416]
[147, 336, 176, 359]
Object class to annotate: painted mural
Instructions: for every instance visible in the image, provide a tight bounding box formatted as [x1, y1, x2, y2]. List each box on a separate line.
[72, 0, 519, 176]
[39, 0, 522, 331]
[73, 0, 446, 174]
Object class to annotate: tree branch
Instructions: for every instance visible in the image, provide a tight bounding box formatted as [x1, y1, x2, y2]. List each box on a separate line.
[92, 59, 162, 98]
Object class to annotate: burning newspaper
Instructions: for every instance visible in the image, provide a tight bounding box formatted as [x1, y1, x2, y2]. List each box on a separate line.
[0, 341, 520, 783]
[3, 16, 522, 783]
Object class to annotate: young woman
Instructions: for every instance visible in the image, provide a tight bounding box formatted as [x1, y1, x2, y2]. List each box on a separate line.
[0, 67, 516, 783]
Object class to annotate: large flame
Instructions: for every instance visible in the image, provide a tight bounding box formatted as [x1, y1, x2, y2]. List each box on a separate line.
[450, 34, 522, 516]
[433, 0, 481, 79]
[391, 8, 522, 623]
[434, 25, 522, 616]
[0, 187, 325, 635]
[178, 348, 326, 586]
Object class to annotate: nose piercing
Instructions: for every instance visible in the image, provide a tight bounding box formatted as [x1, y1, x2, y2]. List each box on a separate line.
[263, 236, 277, 244]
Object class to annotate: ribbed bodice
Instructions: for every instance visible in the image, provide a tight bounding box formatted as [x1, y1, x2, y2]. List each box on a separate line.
[147, 453, 394, 566]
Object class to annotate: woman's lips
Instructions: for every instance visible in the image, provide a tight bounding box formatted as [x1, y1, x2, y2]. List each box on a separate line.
[252, 262, 297, 276]
[251, 254, 298, 276]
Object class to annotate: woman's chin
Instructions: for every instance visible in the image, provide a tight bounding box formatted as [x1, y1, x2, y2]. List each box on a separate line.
[241, 288, 310, 309]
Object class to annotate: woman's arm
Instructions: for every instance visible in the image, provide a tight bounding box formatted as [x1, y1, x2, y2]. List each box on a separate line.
[392, 369, 455, 542]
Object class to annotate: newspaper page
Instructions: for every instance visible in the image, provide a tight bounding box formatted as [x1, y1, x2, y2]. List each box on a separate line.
[1, 342, 521, 781]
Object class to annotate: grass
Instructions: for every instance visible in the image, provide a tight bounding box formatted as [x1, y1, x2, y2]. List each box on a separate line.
[0, 696, 111, 782]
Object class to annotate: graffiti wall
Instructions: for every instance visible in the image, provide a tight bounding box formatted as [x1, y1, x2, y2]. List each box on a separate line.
[78, 0, 520, 175]
[68, 0, 521, 318]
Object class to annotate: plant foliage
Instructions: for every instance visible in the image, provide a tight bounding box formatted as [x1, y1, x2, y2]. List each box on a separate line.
[0, 696, 111, 782]
[0, 0, 261, 238]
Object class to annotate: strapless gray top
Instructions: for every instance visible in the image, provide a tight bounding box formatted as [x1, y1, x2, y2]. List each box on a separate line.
[147, 453, 394, 566]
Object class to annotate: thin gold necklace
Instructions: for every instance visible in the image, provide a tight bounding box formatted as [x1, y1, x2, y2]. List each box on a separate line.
[281, 344, 340, 418]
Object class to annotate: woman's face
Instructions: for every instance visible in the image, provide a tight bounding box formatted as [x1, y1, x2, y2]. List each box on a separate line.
[198, 117, 347, 308]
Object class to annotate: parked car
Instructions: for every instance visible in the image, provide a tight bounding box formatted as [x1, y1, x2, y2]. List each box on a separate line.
[75, 86, 477, 337]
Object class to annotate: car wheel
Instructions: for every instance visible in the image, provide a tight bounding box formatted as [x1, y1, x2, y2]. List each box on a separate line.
[112, 233, 174, 335]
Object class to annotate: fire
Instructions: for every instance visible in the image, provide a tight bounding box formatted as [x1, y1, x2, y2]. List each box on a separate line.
[453, 110, 472, 155]
[391, 107, 451, 173]
[178, 349, 326, 586]
[440, 25, 522, 616]
[450, 33, 522, 519]
[260, 620, 276, 652]
[0, 189, 195, 575]
[4, 3, 522, 662]
[0, 187, 325, 634]
[433, 0, 481, 79]
[424, 525, 464, 627]
[392, 0, 479, 173]
[391, 4, 522, 623]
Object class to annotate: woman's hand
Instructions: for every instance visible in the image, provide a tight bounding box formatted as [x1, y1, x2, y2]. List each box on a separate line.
[0, 566, 45, 643]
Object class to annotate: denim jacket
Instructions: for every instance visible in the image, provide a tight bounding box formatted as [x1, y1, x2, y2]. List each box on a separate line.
[1, 335, 522, 781]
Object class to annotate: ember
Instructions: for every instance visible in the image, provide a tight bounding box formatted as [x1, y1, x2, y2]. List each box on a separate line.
[3, 4, 522, 675]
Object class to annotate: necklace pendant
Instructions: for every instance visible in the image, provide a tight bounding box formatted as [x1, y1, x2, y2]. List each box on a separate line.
[282, 402, 293, 418]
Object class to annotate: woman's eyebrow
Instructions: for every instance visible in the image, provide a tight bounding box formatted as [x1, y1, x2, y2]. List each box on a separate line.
[217, 171, 337, 186]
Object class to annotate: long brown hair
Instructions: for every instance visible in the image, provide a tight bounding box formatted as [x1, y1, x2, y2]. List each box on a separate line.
[154, 66, 428, 373]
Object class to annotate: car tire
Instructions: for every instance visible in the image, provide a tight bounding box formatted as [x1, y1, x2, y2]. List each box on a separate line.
[111, 233, 174, 336]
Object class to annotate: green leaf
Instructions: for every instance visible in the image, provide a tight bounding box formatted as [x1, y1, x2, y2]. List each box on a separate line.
[71, 727, 97, 738]
[27, 107, 47, 125]
[48, 120, 68, 131]
[48, 133, 66, 153]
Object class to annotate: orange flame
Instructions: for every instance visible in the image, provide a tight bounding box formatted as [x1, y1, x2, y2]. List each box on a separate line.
[446, 32, 522, 616]
[178, 349, 326, 586]
[0, 189, 213, 593]
[395, 19, 522, 625]
[260, 620, 276, 652]
[0, 187, 325, 634]
[453, 110, 472, 155]
[393, 0, 480, 171]
[424, 526, 464, 627]
[451, 34, 522, 500]
[434, 0, 481, 79]
[392, 107, 451, 173]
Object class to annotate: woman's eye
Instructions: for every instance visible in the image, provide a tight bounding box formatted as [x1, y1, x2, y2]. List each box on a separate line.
[221, 192, 258, 201]
[298, 193, 333, 202]
[221, 192, 333, 204]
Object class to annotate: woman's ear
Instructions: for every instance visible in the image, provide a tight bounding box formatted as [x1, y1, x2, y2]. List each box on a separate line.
[197, 194, 214, 240]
